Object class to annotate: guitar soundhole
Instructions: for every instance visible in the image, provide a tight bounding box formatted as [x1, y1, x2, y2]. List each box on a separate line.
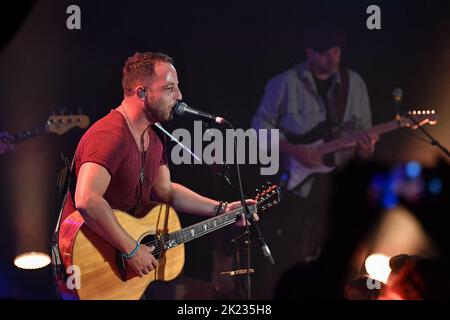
[140, 234, 163, 260]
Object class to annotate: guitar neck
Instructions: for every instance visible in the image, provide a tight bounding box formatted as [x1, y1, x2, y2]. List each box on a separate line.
[318, 120, 403, 156]
[6, 125, 49, 144]
[168, 205, 255, 246]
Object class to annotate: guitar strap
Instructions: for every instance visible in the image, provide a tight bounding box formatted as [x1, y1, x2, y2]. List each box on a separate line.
[323, 68, 350, 166]
[327, 68, 349, 128]
[50, 153, 76, 297]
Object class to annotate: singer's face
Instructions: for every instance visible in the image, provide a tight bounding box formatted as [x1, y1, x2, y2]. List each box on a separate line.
[144, 62, 182, 123]
[307, 46, 341, 76]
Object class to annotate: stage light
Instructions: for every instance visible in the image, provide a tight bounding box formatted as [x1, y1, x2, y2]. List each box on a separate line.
[428, 177, 442, 195]
[14, 252, 51, 270]
[365, 254, 392, 284]
[405, 161, 421, 179]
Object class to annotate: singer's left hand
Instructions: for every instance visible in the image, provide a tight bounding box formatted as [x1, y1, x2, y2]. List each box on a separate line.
[224, 199, 258, 227]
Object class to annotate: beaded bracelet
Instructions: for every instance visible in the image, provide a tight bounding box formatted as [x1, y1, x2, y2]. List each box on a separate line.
[215, 201, 228, 216]
[121, 242, 140, 259]
[215, 201, 224, 216]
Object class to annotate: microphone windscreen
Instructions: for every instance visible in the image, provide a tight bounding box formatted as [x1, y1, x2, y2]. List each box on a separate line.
[392, 88, 403, 103]
[392, 88, 403, 98]
[173, 102, 188, 116]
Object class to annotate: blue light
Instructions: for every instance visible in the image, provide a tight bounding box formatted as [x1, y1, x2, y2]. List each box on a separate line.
[382, 191, 398, 209]
[428, 177, 443, 195]
[405, 161, 422, 179]
[370, 173, 385, 189]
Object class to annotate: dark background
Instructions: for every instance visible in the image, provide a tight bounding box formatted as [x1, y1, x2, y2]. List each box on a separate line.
[0, 0, 449, 299]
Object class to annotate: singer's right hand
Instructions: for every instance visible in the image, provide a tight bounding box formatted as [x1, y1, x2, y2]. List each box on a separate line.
[125, 244, 159, 277]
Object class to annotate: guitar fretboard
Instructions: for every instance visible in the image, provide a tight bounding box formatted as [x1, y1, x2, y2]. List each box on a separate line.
[5, 125, 49, 144]
[317, 120, 403, 156]
[166, 205, 256, 247]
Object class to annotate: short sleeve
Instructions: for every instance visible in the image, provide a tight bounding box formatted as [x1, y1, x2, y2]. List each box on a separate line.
[77, 129, 126, 177]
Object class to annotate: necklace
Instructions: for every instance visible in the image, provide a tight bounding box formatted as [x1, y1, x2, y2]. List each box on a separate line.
[122, 105, 147, 184]
[122, 106, 141, 149]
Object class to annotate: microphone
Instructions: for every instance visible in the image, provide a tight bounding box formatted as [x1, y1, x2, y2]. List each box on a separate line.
[252, 222, 275, 264]
[392, 88, 403, 103]
[173, 102, 225, 124]
[392, 88, 403, 120]
[260, 240, 275, 264]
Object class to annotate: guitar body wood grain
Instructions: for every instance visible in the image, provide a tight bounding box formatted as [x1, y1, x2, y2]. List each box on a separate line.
[58, 203, 184, 300]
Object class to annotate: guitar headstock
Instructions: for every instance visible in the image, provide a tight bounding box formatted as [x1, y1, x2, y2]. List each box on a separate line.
[400, 110, 438, 129]
[255, 182, 281, 214]
[46, 114, 90, 135]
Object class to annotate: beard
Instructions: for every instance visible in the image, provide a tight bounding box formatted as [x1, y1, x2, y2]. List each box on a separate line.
[318, 64, 338, 75]
[144, 100, 174, 123]
[312, 59, 339, 76]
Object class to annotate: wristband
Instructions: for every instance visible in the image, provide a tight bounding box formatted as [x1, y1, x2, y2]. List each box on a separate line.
[121, 241, 140, 259]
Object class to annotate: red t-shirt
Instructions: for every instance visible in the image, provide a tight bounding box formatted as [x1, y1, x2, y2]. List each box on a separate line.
[62, 110, 167, 221]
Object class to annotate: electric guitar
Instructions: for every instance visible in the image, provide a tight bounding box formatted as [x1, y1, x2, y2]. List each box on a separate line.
[0, 114, 90, 151]
[56, 184, 280, 300]
[284, 111, 438, 192]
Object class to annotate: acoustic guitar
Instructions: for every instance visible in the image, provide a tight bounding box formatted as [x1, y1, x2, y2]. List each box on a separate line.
[56, 184, 280, 300]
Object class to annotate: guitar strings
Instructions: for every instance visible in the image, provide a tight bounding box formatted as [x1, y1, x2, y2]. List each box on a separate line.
[139, 208, 255, 257]
[140, 215, 239, 257]
[129, 201, 265, 257]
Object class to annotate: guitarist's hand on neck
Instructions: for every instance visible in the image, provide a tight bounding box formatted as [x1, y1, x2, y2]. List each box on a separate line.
[355, 132, 379, 160]
[280, 139, 322, 168]
[226, 199, 258, 227]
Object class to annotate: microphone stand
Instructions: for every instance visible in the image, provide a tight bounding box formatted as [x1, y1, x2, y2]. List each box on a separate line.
[221, 119, 276, 300]
[199, 120, 260, 300]
[155, 120, 274, 300]
[405, 114, 450, 159]
[220, 119, 253, 300]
